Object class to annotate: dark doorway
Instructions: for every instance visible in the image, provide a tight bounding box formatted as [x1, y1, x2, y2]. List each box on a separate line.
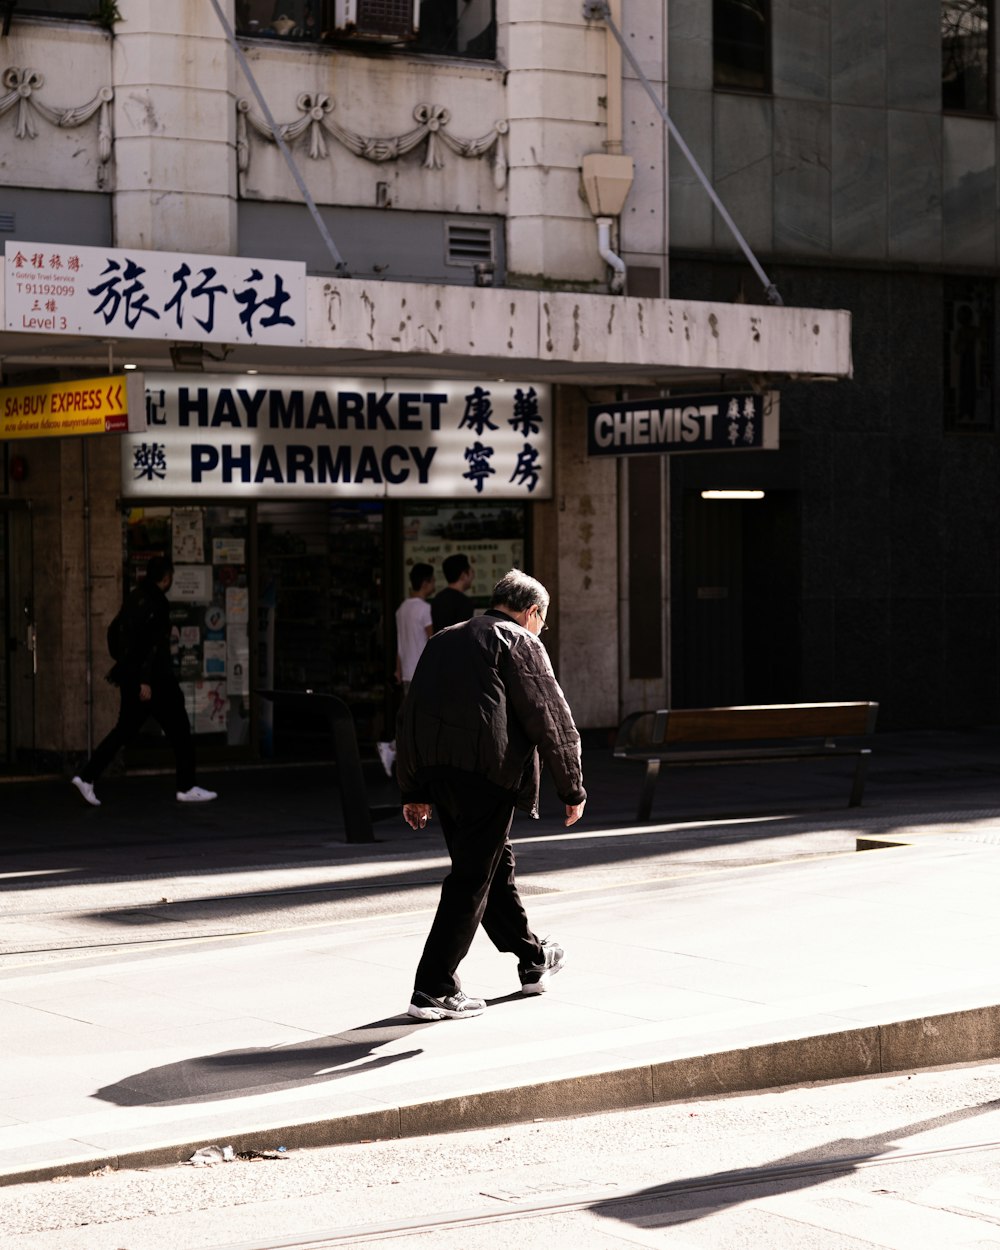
[0, 503, 34, 770]
[257, 501, 388, 755]
[673, 489, 800, 707]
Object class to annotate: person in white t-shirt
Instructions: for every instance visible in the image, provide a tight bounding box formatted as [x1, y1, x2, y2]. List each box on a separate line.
[378, 562, 436, 778]
[395, 562, 435, 691]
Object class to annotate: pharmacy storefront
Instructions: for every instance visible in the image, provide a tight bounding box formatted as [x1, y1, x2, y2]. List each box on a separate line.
[121, 374, 552, 759]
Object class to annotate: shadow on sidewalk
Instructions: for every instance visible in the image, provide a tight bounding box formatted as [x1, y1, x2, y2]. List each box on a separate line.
[595, 1097, 1000, 1235]
[94, 1016, 423, 1107]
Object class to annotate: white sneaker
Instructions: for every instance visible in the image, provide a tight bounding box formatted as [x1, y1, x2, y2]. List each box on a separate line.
[71, 775, 101, 807]
[376, 741, 396, 777]
[176, 785, 218, 803]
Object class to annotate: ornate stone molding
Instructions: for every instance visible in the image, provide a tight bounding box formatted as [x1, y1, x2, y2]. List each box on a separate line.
[0, 68, 114, 187]
[237, 94, 508, 190]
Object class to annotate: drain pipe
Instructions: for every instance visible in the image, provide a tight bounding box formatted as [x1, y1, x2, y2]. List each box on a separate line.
[596, 216, 627, 294]
[583, 0, 784, 305]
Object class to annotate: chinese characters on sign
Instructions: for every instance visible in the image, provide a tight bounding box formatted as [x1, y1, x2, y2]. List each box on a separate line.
[5, 244, 306, 346]
[586, 391, 779, 457]
[123, 376, 552, 500]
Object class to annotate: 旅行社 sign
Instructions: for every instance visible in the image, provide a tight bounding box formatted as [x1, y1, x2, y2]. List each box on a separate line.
[5, 242, 306, 346]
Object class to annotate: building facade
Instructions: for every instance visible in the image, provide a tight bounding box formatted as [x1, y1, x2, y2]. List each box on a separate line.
[668, 0, 1000, 729]
[0, 0, 850, 773]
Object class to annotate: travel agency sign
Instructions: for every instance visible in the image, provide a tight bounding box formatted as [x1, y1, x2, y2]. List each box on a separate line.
[5, 242, 306, 345]
[123, 375, 552, 500]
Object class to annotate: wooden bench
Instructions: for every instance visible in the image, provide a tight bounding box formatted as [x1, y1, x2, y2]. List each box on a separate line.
[613, 701, 879, 821]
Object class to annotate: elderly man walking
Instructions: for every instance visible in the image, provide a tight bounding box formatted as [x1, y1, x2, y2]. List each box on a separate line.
[396, 568, 586, 1020]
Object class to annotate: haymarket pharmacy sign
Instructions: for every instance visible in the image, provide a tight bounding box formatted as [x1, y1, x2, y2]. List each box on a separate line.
[5, 243, 305, 346]
[124, 375, 552, 500]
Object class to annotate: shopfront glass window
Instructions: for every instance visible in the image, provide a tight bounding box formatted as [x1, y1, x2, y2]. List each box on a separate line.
[257, 501, 386, 753]
[714, 0, 771, 93]
[123, 506, 251, 749]
[400, 501, 525, 604]
[942, 0, 992, 113]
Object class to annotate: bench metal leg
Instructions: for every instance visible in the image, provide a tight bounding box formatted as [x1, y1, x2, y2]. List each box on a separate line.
[638, 759, 661, 821]
[849, 749, 871, 807]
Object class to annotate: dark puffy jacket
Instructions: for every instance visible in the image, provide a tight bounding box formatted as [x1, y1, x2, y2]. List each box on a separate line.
[395, 609, 586, 817]
[107, 581, 173, 690]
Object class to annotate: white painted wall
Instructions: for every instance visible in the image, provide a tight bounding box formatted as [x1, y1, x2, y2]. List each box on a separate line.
[113, 0, 238, 253]
[0, 22, 111, 192]
[0, 1, 631, 285]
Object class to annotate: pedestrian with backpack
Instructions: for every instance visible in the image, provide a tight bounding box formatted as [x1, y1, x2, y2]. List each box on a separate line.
[71, 556, 218, 807]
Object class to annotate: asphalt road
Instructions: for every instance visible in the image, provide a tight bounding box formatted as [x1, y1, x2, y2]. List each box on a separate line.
[7, 1057, 1000, 1248]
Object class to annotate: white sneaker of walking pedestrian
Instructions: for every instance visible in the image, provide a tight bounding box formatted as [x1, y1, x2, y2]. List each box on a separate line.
[176, 785, 218, 803]
[70, 775, 101, 807]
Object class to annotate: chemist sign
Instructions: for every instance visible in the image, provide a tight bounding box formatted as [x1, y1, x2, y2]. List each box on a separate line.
[587, 391, 779, 457]
[123, 375, 552, 500]
[5, 243, 306, 347]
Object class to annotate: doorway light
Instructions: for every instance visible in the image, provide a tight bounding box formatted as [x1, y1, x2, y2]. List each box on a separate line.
[701, 489, 765, 500]
[123, 362, 138, 371]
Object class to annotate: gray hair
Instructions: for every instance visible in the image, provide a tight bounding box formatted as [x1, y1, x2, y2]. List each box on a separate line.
[490, 569, 550, 615]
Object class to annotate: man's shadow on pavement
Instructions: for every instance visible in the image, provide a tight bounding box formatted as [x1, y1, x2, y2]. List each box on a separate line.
[595, 1098, 1000, 1234]
[95, 1017, 425, 1107]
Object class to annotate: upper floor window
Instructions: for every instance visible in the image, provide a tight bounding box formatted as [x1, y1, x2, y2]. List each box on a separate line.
[942, 0, 992, 113]
[713, 0, 770, 93]
[236, 0, 496, 60]
[7, 2, 98, 17]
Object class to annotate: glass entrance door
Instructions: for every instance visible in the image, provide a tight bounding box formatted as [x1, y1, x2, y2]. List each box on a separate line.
[257, 501, 388, 756]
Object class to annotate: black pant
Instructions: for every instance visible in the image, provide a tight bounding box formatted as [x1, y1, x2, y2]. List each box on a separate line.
[414, 768, 543, 998]
[81, 679, 196, 792]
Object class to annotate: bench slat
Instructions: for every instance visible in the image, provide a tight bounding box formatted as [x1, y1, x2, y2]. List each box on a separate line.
[620, 744, 871, 765]
[613, 700, 878, 820]
[664, 702, 876, 744]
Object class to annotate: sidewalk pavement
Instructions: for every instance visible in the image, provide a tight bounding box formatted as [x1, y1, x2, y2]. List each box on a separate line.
[4, 728, 1000, 1187]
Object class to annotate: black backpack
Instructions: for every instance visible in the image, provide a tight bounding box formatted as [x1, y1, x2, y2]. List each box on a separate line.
[107, 610, 127, 661]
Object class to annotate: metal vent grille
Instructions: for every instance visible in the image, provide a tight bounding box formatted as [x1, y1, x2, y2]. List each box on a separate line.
[353, 0, 417, 38]
[446, 221, 496, 267]
[0, 211, 15, 232]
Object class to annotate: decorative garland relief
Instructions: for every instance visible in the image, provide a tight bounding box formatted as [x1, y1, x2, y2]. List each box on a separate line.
[0, 68, 113, 187]
[0, 69, 509, 195]
[238, 94, 509, 190]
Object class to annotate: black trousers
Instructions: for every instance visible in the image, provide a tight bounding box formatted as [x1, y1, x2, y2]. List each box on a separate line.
[414, 768, 544, 998]
[81, 679, 196, 792]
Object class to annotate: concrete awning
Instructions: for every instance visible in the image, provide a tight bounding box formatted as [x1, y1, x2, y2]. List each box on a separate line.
[0, 277, 851, 387]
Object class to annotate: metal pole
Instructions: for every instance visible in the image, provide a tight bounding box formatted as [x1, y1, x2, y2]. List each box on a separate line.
[208, 0, 350, 276]
[582, 1, 783, 306]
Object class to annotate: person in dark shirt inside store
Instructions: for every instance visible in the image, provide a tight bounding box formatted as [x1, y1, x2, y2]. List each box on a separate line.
[431, 553, 475, 633]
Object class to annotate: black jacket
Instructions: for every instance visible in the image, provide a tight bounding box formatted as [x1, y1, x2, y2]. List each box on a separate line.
[108, 580, 174, 691]
[396, 609, 586, 817]
[431, 586, 474, 633]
